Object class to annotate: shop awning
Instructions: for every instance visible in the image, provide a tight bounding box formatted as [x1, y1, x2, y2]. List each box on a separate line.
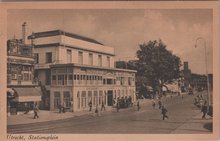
[13, 87, 42, 102]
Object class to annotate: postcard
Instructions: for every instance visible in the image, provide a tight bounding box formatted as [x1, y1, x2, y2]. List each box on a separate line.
[0, 1, 219, 141]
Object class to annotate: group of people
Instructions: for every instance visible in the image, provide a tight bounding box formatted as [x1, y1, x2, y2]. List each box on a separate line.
[88, 101, 106, 117]
[114, 96, 133, 109]
[194, 95, 204, 108]
[152, 99, 169, 120]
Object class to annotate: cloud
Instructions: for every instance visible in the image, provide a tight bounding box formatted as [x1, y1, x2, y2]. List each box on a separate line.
[7, 9, 213, 74]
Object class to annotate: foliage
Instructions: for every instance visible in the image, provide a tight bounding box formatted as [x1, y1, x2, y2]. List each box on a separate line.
[136, 40, 181, 96]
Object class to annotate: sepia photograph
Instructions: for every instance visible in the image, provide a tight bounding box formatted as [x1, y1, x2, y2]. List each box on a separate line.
[0, 1, 219, 141]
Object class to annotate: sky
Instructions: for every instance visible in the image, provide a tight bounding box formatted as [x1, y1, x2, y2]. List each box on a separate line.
[7, 9, 213, 74]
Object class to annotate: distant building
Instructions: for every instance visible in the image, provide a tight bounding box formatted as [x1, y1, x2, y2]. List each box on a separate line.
[7, 22, 42, 115]
[180, 61, 213, 92]
[182, 62, 191, 89]
[28, 30, 136, 112]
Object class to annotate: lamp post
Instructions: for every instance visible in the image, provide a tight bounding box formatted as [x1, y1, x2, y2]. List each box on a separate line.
[195, 37, 210, 106]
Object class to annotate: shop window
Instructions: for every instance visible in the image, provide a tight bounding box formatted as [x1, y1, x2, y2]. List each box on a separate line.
[88, 91, 92, 104]
[99, 91, 103, 105]
[45, 70, 51, 85]
[54, 92, 61, 109]
[77, 91, 80, 109]
[94, 91, 98, 106]
[81, 91, 86, 108]
[63, 91, 71, 108]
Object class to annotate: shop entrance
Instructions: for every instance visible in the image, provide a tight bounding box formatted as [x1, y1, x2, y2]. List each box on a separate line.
[107, 90, 113, 106]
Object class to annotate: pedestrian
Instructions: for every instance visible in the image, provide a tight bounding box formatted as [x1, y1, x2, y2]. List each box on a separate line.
[116, 101, 120, 112]
[158, 100, 162, 109]
[137, 100, 140, 111]
[101, 101, 105, 111]
[88, 101, 92, 111]
[194, 97, 198, 105]
[94, 105, 99, 117]
[62, 102, 66, 113]
[201, 102, 208, 119]
[152, 100, 156, 109]
[161, 106, 168, 120]
[33, 105, 39, 119]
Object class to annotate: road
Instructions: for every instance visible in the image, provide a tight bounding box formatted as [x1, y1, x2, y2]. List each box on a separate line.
[8, 91, 212, 134]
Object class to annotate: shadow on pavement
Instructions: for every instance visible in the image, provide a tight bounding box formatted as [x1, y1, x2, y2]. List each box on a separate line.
[203, 122, 213, 131]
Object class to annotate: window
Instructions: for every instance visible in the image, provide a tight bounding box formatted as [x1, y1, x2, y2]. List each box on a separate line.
[34, 53, 39, 64]
[77, 91, 80, 109]
[45, 70, 51, 85]
[63, 91, 71, 108]
[88, 91, 92, 105]
[94, 91, 98, 106]
[46, 52, 52, 63]
[58, 75, 65, 85]
[66, 49, 72, 63]
[23, 73, 29, 81]
[107, 79, 113, 85]
[89, 53, 93, 65]
[78, 51, 83, 64]
[99, 91, 103, 105]
[52, 75, 57, 85]
[107, 56, 110, 67]
[81, 91, 86, 108]
[54, 92, 61, 109]
[98, 55, 102, 66]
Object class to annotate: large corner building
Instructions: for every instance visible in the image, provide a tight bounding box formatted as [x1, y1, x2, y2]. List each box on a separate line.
[29, 30, 136, 112]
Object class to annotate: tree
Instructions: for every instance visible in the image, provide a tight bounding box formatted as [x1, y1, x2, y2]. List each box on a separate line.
[136, 40, 181, 97]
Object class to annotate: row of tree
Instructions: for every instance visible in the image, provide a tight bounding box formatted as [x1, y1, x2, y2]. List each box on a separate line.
[116, 39, 182, 98]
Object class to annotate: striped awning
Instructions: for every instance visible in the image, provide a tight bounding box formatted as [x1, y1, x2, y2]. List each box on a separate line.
[13, 87, 42, 102]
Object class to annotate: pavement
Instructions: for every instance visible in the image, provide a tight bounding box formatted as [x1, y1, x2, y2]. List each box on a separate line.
[7, 99, 151, 126]
[7, 93, 212, 134]
[172, 111, 213, 133]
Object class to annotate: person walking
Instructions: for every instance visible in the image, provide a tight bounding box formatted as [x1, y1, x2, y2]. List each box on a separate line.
[116, 102, 120, 112]
[58, 103, 62, 113]
[152, 100, 156, 109]
[33, 105, 39, 119]
[88, 101, 92, 111]
[201, 101, 208, 119]
[101, 101, 105, 111]
[94, 105, 99, 117]
[161, 106, 168, 120]
[62, 102, 66, 113]
[137, 100, 140, 111]
[158, 100, 162, 109]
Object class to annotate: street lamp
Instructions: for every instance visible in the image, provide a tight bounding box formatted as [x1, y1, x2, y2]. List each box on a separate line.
[195, 37, 210, 106]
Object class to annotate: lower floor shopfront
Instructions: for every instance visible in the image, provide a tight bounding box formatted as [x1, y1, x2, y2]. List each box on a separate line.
[50, 85, 136, 112]
[7, 86, 42, 115]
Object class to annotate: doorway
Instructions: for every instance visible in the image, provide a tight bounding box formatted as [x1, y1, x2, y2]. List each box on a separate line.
[107, 90, 113, 106]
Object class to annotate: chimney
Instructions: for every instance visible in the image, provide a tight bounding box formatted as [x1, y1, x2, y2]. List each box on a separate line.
[22, 22, 27, 44]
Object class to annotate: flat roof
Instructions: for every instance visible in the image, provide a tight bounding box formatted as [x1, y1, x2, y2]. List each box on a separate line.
[50, 63, 137, 73]
[28, 30, 103, 45]
[34, 43, 115, 56]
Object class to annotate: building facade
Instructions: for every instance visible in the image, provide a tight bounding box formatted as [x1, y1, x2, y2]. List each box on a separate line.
[7, 25, 42, 115]
[29, 30, 136, 112]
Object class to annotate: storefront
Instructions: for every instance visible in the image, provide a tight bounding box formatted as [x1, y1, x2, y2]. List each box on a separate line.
[8, 87, 42, 115]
